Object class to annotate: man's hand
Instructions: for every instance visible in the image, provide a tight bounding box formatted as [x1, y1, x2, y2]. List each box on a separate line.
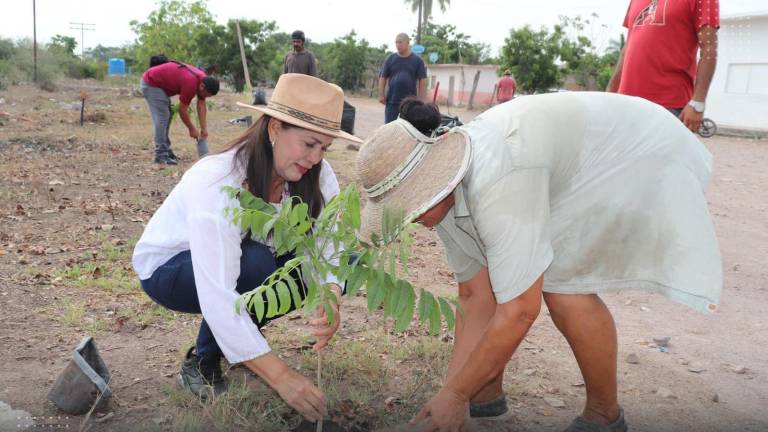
[378, 94, 386, 105]
[411, 388, 468, 432]
[188, 127, 200, 139]
[310, 284, 342, 351]
[680, 105, 703, 133]
[200, 128, 209, 139]
[272, 368, 327, 422]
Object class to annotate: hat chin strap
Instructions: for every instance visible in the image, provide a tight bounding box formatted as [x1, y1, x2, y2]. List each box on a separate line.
[365, 140, 428, 198]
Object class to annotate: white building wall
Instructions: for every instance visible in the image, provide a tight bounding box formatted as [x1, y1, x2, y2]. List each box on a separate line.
[707, 13, 768, 131]
[426, 65, 499, 107]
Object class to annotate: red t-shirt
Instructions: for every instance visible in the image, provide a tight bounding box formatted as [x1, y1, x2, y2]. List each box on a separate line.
[497, 76, 517, 101]
[618, 0, 719, 108]
[142, 62, 207, 105]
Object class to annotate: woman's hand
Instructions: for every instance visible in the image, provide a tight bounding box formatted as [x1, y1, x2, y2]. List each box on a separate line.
[310, 284, 342, 351]
[244, 353, 326, 421]
[272, 368, 327, 422]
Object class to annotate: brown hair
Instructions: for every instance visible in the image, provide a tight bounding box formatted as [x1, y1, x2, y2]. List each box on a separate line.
[222, 116, 324, 218]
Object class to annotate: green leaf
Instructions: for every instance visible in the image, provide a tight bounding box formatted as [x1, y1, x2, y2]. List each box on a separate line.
[418, 289, 431, 324]
[276, 281, 291, 315]
[265, 287, 279, 318]
[438, 297, 456, 330]
[286, 277, 304, 310]
[249, 289, 266, 322]
[290, 202, 309, 227]
[428, 295, 441, 335]
[323, 298, 336, 325]
[394, 282, 415, 332]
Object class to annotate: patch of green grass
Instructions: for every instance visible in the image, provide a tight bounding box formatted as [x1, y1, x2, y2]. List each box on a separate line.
[160, 167, 178, 177]
[55, 300, 109, 334]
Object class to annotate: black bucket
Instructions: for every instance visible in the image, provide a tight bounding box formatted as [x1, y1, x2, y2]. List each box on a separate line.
[47, 337, 112, 415]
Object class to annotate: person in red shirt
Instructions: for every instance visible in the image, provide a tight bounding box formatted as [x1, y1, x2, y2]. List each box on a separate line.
[141, 62, 220, 164]
[607, 0, 719, 133]
[496, 70, 517, 103]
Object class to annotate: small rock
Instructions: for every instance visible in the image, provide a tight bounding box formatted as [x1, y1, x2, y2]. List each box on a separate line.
[101, 224, 114, 232]
[346, 143, 360, 151]
[624, 299, 633, 306]
[687, 363, 706, 373]
[640, 306, 651, 312]
[656, 387, 676, 399]
[626, 353, 640, 364]
[571, 381, 585, 387]
[653, 336, 671, 347]
[523, 368, 536, 376]
[712, 393, 720, 403]
[730, 365, 747, 374]
[543, 397, 566, 408]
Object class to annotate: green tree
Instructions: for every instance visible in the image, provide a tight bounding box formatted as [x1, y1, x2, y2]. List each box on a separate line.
[499, 25, 563, 93]
[129, 0, 217, 68]
[420, 22, 490, 65]
[320, 31, 371, 90]
[404, 0, 451, 44]
[196, 19, 280, 92]
[48, 35, 77, 56]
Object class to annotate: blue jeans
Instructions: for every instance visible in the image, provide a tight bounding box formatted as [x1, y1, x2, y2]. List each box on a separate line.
[385, 103, 400, 124]
[140, 239, 305, 357]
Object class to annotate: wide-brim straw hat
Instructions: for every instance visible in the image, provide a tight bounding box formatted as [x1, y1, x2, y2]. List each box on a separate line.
[357, 119, 472, 241]
[237, 73, 362, 143]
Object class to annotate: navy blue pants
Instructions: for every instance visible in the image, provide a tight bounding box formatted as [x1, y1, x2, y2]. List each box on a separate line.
[140, 239, 305, 357]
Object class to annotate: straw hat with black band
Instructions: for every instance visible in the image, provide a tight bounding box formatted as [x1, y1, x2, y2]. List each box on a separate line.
[237, 73, 362, 144]
[357, 119, 472, 240]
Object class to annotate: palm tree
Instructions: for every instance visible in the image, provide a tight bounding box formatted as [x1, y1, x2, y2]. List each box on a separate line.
[404, 0, 451, 44]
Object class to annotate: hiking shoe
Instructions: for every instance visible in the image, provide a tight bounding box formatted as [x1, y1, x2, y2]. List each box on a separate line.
[177, 347, 228, 401]
[564, 408, 628, 432]
[154, 156, 177, 165]
[464, 411, 520, 432]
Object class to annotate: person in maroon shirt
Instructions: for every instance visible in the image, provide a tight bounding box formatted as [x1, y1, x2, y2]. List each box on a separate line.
[607, 0, 719, 133]
[496, 70, 517, 103]
[140, 62, 220, 164]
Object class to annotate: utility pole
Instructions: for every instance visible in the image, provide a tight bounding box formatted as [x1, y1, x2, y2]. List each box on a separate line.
[32, 0, 37, 82]
[69, 22, 95, 60]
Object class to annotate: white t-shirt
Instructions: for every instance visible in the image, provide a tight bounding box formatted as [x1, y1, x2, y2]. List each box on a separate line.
[437, 92, 722, 313]
[133, 147, 341, 363]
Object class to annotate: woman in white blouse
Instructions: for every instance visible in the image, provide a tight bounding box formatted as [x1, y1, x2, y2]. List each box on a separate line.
[132, 74, 361, 421]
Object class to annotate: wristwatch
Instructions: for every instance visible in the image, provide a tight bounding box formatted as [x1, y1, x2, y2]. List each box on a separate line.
[687, 100, 706, 113]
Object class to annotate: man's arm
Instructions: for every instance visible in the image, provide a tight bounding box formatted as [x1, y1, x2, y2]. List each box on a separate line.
[680, 25, 718, 132]
[178, 101, 199, 139]
[413, 275, 543, 430]
[196, 98, 208, 139]
[418, 78, 427, 100]
[378, 76, 387, 104]
[283, 53, 289, 74]
[605, 44, 627, 92]
[309, 54, 318, 77]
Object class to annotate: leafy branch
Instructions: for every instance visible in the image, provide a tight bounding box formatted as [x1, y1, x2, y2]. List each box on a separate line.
[223, 184, 457, 334]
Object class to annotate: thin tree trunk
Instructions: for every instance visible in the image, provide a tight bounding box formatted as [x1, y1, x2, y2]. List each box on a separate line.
[416, 0, 423, 45]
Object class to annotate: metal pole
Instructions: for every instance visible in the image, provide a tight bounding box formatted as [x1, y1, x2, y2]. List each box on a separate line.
[69, 22, 95, 60]
[33, 0, 37, 82]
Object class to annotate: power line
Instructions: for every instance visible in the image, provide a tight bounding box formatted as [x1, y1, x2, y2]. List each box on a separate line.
[69, 22, 95, 59]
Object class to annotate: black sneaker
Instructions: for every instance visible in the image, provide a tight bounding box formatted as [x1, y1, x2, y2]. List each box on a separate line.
[168, 149, 179, 162]
[154, 156, 178, 165]
[177, 347, 228, 401]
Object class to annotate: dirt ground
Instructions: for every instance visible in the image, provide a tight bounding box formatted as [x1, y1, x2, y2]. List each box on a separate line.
[1, 80, 767, 432]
